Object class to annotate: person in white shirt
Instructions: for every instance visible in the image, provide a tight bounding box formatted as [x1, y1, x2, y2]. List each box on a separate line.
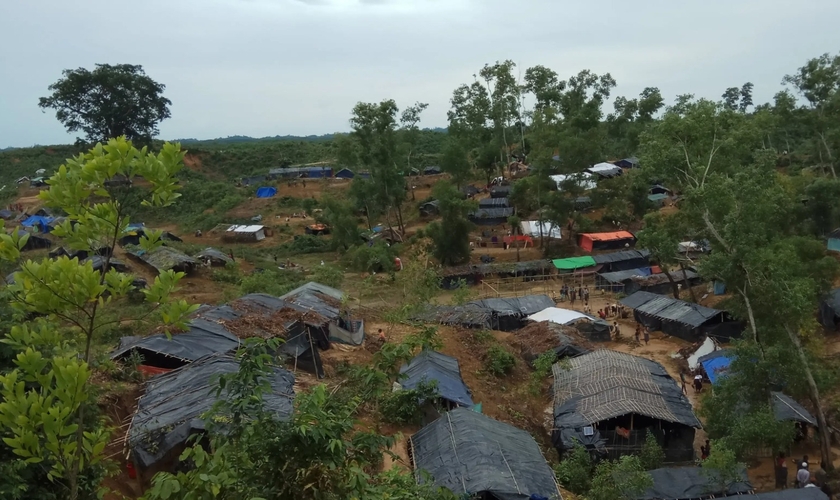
[796, 467, 810, 488]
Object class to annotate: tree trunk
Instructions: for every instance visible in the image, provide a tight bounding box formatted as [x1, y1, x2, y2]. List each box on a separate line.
[395, 204, 405, 235]
[662, 268, 681, 299]
[679, 261, 698, 302]
[736, 285, 759, 344]
[784, 324, 834, 472]
[818, 132, 837, 178]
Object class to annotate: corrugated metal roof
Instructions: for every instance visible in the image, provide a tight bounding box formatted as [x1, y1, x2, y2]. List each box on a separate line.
[597, 267, 652, 283]
[620, 291, 722, 327]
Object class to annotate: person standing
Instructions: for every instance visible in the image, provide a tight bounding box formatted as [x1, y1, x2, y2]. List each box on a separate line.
[635, 325, 641, 344]
[700, 440, 710, 460]
[796, 464, 810, 489]
[583, 286, 590, 302]
[570, 289, 576, 307]
[775, 452, 788, 489]
[679, 371, 687, 394]
[578, 286, 584, 302]
[643, 328, 650, 345]
[693, 373, 703, 393]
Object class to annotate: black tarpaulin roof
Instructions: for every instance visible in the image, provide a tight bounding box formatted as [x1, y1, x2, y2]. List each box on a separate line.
[741, 490, 827, 499]
[128, 355, 294, 470]
[772, 392, 816, 425]
[111, 319, 241, 364]
[400, 350, 473, 407]
[279, 282, 345, 320]
[478, 197, 510, 208]
[636, 466, 752, 499]
[194, 247, 233, 265]
[592, 249, 651, 265]
[473, 295, 555, 316]
[620, 291, 722, 327]
[410, 408, 560, 500]
[412, 304, 492, 329]
[469, 208, 515, 219]
[553, 350, 701, 430]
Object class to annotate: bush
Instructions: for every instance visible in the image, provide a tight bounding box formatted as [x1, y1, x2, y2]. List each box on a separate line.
[554, 443, 592, 494]
[529, 351, 557, 395]
[277, 235, 331, 255]
[485, 345, 516, 376]
[379, 381, 439, 425]
[310, 264, 344, 288]
[344, 242, 397, 273]
[240, 268, 304, 296]
[639, 429, 665, 470]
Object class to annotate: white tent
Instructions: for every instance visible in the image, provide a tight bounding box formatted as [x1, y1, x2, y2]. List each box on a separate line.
[549, 173, 597, 191]
[520, 220, 561, 239]
[687, 337, 719, 371]
[528, 307, 592, 325]
[587, 162, 623, 178]
[224, 224, 266, 242]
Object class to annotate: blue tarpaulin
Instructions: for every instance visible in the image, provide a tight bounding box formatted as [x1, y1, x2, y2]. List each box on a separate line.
[713, 281, 727, 295]
[256, 187, 277, 198]
[21, 215, 54, 233]
[699, 350, 732, 385]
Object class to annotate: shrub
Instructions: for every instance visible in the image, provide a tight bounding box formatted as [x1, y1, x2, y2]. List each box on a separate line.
[311, 264, 344, 288]
[240, 268, 304, 297]
[212, 262, 243, 285]
[639, 429, 665, 470]
[379, 381, 439, 425]
[485, 345, 516, 376]
[528, 351, 557, 395]
[277, 235, 331, 255]
[554, 443, 592, 495]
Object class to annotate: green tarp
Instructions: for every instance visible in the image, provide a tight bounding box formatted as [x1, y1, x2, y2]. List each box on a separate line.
[552, 256, 596, 270]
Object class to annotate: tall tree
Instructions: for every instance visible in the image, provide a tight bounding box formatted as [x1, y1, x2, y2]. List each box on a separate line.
[398, 101, 429, 176]
[425, 181, 475, 265]
[439, 138, 471, 188]
[39, 64, 172, 146]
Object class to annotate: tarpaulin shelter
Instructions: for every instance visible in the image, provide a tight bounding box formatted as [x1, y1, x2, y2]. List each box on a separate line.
[16, 230, 52, 251]
[578, 231, 636, 252]
[473, 295, 556, 331]
[587, 162, 623, 178]
[520, 220, 561, 239]
[127, 246, 198, 274]
[527, 307, 593, 326]
[334, 168, 355, 179]
[255, 186, 277, 198]
[469, 207, 514, 226]
[280, 282, 364, 346]
[111, 319, 242, 369]
[550, 172, 597, 191]
[84, 255, 129, 273]
[194, 247, 233, 267]
[490, 185, 511, 198]
[412, 304, 492, 329]
[423, 166, 442, 175]
[592, 249, 651, 273]
[49, 247, 89, 260]
[636, 466, 753, 499]
[399, 350, 473, 410]
[0, 209, 14, 220]
[649, 184, 671, 195]
[614, 157, 640, 169]
[687, 337, 718, 371]
[478, 197, 510, 209]
[819, 288, 840, 330]
[119, 228, 182, 247]
[595, 268, 653, 292]
[21, 215, 54, 233]
[620, 291, 735, 342]
[128, 355, 294, 478]
[648, 193, 669, 207]
[410, 408, 561, 500]
[698, 350, 817, 426]
[223, 224, 266, 242]
[552, 256, 600, 275]
[419, 200, 440, 217]
[553, 350, 701, 462]
[740, 491, 828, 499]
[624, 269, 701, 296]
[460, 184, 480, 198]
[240, 175, 266, 186]
[269, 166, 333, 178]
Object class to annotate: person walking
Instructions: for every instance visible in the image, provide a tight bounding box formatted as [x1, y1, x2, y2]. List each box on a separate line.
[775, 452, 788, 489]
[643, 328, 650, 345]
[634, 325, 641, 343]
[679, 371, 687, 394]
[570, 289, 576, 307]
[583, 286, 590, 302]
[578, 287, 584, 302]
[693, 373, 703, 393]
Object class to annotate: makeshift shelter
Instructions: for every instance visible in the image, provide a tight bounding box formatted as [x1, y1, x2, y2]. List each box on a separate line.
[636, 466, 753, 500]
[819, 288, 840, 330]
[334, 168, 355, 179]
[410, 408, 561, 500]
[624, 269, 701, 296]
[128, 355, 294, 479]
[194, 247, 233, 267]
[649, 184, 671, 196]
[111, 319, 241, 369]
[223, 224, 266, 242]
[49, 247, 89, 260]
[587, 162, 623, 178]
[84, 255, 129, 273]
[574, 196, 593, 212]
[128, 246, 198, 274]
[550, 172, 597, 191]
[21, 215, 54, 233]
[419, 200, 440, 217]
[280, 282, 364, 346]
[255, 186, 277, 198]
[620, 291, 737, 342]
[478, 197, 510, 209]
[552, 256, 599, 275]
[489, 185, 511, 198]
[399, 350, 473, 419]
[118, 228, 182, 247]
[614, 157, 640, 169]
[677, 241, 710, 259]
[827, 228, 840, 252]
[468, 208, 514, 226]
[240, 175, 266, 186]
[473, 295, 556, 331]
[592, 249, 651, 273]
[461, 185, 480, 198]
[423, 166, 442, 175]
[595, 268, 652, 292]
[527, 307, 593, 326]
[412, 303, 492, 329]
[686, 337, 719, 371]
[578, 231, 636, 252]
[30, 177, 48, 187]
[553, 350, 701, 462]
[17, 231, 51, 251]
[269, 166, 333, 178]
[575, 319, 613, 342]
[305, 223, 330, 235]
[648, 193, 669, 207]
[0, 209, 15, 220]
[743, 491, 828, 499]
[520, 220, 561, 239]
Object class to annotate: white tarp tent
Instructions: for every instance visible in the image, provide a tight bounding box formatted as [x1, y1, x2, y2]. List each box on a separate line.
[225, 224, 266, 241]
[549, 173, 597, 191]
[528, 307, 592, 325]
[687, 337, 719, 370]
[520, 220, 562, 239]
[587, 162, 623, 178]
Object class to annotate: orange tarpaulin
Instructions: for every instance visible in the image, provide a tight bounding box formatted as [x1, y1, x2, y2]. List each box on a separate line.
[504, 235, 533, 246]
[578, 231, 635, 252]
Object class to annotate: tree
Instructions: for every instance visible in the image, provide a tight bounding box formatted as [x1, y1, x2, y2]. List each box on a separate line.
[39, 64, 172, 146]
[701, 442, 746, 494]
[319, 197, 361, 252]
[554, 443, 592, 494]
[588, 455, 653, 500]
[439, 138, 471, 188]
[638, 430, 665, 470]
[0, 138, 194, 500]
[399, 102, 429, 176]
[739, 82, 754, 113]
[424, 181, 475, 265]
[507, 214, 522, 262]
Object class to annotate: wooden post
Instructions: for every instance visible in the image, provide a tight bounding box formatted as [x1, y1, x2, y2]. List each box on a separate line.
[630, 414, 634, 430]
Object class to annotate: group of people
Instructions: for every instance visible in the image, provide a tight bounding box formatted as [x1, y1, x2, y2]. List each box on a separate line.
[776, 453, 832, 494]
[597, 303, 625, 320]
[556, 284, 590, 308]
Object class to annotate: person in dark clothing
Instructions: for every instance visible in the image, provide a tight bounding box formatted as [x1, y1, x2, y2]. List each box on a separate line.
[570, 289, 576, 306]
[643, 329, 650, 345]
[679, 371, 687, 394]
[775, 452, 788, 489]
[634, 325, 641, 344]
[700, 440, 710, 460]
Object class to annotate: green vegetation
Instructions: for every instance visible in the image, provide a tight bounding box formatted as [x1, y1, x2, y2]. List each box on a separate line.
[484, 344, 516, 376]
[555, 444, 653, 500]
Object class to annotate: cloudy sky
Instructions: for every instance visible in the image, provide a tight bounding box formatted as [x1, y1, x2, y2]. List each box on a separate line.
[1, 0, 838, 148]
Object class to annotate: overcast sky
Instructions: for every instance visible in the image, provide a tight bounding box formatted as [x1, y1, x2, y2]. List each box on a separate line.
[1, 0, 838, 148]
